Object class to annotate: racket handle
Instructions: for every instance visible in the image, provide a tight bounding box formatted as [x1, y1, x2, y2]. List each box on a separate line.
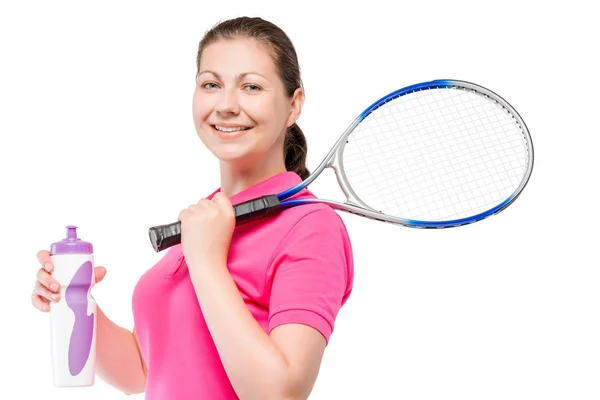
[148, 195, 281, 252]
[234, 194, 281, 224]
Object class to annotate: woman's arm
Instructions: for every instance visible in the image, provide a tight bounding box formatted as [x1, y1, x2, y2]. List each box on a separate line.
[189, 261, 325, 400]
[179, 194, 347, 399]
[95, 306, 147, 395]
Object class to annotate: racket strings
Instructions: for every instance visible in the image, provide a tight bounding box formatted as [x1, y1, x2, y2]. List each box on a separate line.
[341, 86, 530, 221]
[386, 94, 525, 219]
[360, 89, 527, 219]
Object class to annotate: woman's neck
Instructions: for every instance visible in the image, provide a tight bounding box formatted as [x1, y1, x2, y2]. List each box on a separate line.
[218, 157, 287, 198]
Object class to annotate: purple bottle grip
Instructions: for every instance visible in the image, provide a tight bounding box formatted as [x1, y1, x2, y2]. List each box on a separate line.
[64, 260, 94, 375]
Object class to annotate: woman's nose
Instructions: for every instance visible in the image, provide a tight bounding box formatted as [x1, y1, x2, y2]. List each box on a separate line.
[215, 88, 240, 115]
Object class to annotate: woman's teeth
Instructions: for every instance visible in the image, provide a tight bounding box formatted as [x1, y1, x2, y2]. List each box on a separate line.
[215, 125, 249, 132]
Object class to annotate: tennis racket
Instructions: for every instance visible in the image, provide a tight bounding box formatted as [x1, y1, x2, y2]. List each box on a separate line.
[149, 79, 533, 252]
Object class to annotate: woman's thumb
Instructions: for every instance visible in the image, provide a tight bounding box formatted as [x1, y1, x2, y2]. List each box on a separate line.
[94, 266, 107, 283]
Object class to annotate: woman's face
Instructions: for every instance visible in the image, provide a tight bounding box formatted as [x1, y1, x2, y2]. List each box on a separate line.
[193, 37, 302, 170]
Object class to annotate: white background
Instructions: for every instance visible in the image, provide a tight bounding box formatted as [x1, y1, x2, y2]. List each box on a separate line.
[1, 1, 598, 399]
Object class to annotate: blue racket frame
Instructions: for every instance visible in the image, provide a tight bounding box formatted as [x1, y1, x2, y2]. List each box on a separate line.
[276, 79, 534, 228]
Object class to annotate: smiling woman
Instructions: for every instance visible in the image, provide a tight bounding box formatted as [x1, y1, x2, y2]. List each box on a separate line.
[32, 15, 354, 400]
[145, 17, 353, 399]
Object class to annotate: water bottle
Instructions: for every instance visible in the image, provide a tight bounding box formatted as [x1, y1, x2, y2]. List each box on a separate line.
[49, 225, 97, 387]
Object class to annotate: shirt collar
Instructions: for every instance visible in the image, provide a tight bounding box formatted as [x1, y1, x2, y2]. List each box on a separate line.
[207, 171, 302, 205]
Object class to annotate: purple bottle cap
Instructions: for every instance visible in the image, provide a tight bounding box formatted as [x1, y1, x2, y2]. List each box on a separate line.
[50, 225, 93, 255]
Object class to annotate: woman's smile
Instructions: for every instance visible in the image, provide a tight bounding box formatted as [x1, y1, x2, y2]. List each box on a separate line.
[211, 124, 253, 140]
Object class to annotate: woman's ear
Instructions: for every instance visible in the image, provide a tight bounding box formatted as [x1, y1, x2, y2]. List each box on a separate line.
[286, 88, 305, 128]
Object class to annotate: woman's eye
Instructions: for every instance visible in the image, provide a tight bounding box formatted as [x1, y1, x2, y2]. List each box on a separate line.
[243, 84, 261, 92]
[202, 82, 219, 89]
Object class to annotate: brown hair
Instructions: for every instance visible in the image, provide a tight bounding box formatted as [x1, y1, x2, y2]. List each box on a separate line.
[196, 17, 309, 180]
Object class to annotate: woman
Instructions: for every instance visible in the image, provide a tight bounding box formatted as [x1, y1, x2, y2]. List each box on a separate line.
[32, 16, 354, 400]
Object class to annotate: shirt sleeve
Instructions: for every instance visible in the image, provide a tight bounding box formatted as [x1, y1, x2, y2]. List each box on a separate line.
[267, 207, 354, 345]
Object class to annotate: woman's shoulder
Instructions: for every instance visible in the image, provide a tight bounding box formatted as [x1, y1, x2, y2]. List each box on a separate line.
[267, 189, 355, 289]
[275, 189, 352, 243]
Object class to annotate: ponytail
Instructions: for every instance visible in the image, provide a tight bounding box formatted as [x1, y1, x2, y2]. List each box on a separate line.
[284, 123, 309, 180]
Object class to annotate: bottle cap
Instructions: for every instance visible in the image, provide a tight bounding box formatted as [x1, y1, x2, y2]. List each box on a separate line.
[50, 225, 93, 255]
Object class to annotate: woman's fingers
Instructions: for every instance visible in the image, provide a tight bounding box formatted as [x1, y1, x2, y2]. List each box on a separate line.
[33, 250, 106, 313]
[36, 249, 53, 272]
[31, 280, 58, 312]
[36, 267, 60, 293]
[34, 280, 60, 303]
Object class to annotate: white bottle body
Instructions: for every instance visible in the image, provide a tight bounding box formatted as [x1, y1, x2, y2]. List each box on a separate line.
[49, 253, 97, 387]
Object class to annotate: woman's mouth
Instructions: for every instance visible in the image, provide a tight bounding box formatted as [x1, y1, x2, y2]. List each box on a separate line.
[211, 125, 252, 139]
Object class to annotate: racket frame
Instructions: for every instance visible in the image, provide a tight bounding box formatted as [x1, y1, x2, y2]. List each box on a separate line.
[277, 79, 534, 228]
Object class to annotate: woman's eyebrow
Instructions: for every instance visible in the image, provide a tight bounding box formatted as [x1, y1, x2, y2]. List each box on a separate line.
[197, 70, 268, 81]
[237, 71, 268, 80]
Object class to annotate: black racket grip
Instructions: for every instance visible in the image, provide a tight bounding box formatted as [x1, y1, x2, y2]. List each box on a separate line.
[148, 221, 181, 253]
[234, 194, 281, 224]
[148, 194, 281, 252]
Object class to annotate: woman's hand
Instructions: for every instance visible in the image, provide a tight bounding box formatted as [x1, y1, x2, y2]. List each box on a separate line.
[32, 250, 107, 312]
[178, 192, 236, 272]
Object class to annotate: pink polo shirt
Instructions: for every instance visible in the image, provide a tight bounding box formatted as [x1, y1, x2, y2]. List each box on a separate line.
[132, 171, 354, 399]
